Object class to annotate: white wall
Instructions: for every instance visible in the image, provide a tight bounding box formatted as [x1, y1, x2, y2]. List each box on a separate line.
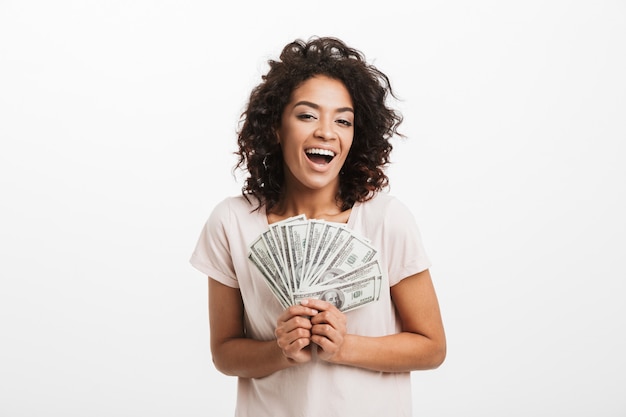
[1, 1, 624, 416]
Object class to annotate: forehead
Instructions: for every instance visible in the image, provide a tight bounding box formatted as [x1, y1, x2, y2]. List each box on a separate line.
[288, 75, 353, 106]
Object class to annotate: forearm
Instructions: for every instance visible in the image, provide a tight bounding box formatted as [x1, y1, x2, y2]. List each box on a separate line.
[332, 331, 446, 373]
[212, 337, 297, 379]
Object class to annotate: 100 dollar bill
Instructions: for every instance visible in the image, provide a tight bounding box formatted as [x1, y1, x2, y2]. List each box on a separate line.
[248, 217, 383, 312]
[293, 272, 382, 312]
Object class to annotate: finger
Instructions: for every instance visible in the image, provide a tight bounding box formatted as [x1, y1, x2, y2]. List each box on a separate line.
[311, 325, 344, 359]
[300, 298, 335, 312]
[277, 327, 312, 350]
[310, 309, 346, 328]
[311, 322, 337, 339]
[274, 316, 312, 337]
[282, 341, 312, 364]
[277, 304, 319, 323]
[311, 332, 338, 351]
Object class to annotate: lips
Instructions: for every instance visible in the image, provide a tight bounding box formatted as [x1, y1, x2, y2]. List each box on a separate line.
[305, 148, 336, 164]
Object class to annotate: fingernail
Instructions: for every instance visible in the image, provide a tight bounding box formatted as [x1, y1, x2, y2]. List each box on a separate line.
[300, 299, 309, 306]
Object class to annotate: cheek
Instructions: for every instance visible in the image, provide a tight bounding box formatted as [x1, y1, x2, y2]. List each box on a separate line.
[343, 137, 354, 157]
[277, 125, 299, 147]
[344, 132, 354, 148]
[280, 137, 296, 154]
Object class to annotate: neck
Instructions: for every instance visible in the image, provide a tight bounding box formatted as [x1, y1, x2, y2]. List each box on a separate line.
[268, 183, 348, 223]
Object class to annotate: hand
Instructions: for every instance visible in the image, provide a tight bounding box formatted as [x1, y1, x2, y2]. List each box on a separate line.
[301, 298, 347, 363]
[275, 303, 319, 364]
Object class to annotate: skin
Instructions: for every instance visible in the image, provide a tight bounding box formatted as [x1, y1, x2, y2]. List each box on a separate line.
[272, 75, 354, 220]
[209, 75, 446, 378]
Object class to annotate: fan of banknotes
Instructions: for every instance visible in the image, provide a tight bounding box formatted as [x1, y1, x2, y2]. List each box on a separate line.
[248, 215, 383, 312]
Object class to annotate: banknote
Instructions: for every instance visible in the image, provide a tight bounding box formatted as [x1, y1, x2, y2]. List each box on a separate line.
[302, 221, 347, 284]
[248, 216, 382, 312]
[307, 233, 378, 287]
[285, 221, 309, 290]
[293, 273, 382, 313]
[248, 237, 291, 308]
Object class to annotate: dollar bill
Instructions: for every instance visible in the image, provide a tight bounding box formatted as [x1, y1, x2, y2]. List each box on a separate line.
[265, 215, 307, 300]
[285, 221, 310, 290]
[249, 236, 291, 307]
[248, 217, 383, 312]
[307, 233, 378, 287]
[268, 215, 306, 281]
[316, 258, 382, 286]
[293, 273, 382, 312]
[301, 220, 325, 282]
[303, 222, 349, 286]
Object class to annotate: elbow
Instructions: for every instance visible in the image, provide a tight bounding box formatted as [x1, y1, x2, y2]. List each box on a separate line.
[420, 338, 446, 370]
[407, 336, 446, 371]
[211, 348, 238, 377]
[212, 356, 238, 377]
[211, 355, 229, 376]
[430, 342, 446, 369]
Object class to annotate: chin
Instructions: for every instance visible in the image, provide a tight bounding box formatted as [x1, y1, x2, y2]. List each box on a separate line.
[304, 175, 341, 190]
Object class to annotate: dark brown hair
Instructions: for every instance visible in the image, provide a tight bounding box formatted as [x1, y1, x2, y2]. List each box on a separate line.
[235, 36, 403, 211]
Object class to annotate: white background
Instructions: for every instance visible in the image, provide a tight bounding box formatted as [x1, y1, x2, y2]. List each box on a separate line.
[1, 1, 625, 416]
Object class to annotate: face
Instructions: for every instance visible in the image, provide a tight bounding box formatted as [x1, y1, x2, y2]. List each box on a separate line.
[323, 291, 340, 307]
[276, 75, 354, 193]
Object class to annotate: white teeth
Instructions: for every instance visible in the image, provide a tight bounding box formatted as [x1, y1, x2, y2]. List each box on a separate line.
[305, 148, 336, 157]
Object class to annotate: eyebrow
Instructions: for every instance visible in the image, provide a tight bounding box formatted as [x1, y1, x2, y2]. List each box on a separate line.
[293, 100, 354, 114]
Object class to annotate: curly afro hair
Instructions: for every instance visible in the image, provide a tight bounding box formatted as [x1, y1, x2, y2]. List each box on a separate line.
[235, 36, 403, 212]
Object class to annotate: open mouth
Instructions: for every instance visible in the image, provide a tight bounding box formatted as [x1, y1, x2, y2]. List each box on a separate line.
[305, 148, 335, 165]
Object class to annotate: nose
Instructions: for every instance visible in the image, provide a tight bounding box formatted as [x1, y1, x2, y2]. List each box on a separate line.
[314, 117, 337, 141]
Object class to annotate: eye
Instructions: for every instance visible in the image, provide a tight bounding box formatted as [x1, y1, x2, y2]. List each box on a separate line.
[297, 113, 317, 121]
[336, 119, 353, 127]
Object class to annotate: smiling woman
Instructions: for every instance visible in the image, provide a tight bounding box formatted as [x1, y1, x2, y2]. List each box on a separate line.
[276, 75, 354, 205]
[189, 36, 446, 417]
[235, 37, 402, 214]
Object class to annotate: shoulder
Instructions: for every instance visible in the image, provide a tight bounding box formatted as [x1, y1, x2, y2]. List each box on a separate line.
[360, 192, 413, 218]
[211, 194, 257, 216]
[356, 192, 421, 236]
[206, 194, 260, 228]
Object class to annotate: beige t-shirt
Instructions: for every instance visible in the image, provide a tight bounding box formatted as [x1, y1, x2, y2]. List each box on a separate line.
[190, 192, 431, 417]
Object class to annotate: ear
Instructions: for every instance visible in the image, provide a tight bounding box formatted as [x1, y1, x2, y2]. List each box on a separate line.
[273, 126, 282, 144]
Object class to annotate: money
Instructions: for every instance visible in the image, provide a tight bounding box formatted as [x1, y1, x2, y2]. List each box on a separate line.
[248, 216, 383, 312]
[293, 273, 382, 313]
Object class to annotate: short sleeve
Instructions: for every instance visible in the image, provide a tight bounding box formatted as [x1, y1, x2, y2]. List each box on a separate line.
[380, 197, 431, 286]
[189, 199, 240, 288]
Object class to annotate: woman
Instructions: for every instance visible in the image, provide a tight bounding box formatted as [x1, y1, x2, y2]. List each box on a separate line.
[190, 36, 446, 417]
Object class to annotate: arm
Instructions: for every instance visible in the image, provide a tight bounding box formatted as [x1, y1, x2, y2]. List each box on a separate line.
[208, 278, 319, 379]
[308, 268, 446, 372]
